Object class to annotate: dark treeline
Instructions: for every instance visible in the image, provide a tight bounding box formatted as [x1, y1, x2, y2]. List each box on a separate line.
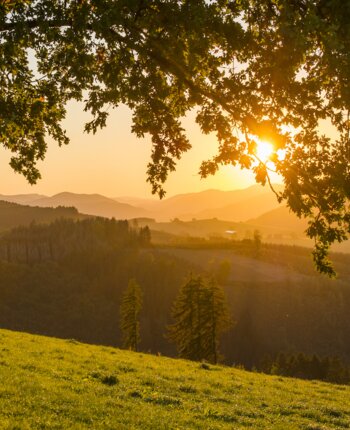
[0, 219, 350, 381]
[0, 218, 151, 263]
[259, 353, 350, 385]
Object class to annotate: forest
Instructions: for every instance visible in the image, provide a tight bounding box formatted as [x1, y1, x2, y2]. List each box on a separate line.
[0, 217, 350, 384]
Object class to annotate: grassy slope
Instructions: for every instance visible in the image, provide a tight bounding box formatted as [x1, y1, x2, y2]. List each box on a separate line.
[0, 330, 349, 429]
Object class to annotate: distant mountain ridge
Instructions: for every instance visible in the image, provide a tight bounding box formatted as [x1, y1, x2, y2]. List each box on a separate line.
[9, 192, 150, 220]
[115, 184, 284, 221]
[193, 192, 282, 222]
[0, 194, 47, 204]
[0, 184, 284, 222]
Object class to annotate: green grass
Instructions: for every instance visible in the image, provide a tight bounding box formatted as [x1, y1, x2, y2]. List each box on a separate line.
[0, 329, 349, 429]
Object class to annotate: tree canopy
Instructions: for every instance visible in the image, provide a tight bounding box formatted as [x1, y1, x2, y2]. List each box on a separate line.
[1, 0, 349, 275]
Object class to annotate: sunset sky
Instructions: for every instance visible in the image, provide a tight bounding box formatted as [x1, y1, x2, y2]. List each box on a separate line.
[0, 101, 273, 198]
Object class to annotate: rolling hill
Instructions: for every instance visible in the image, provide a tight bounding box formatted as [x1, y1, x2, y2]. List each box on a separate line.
[0, 200, 86, 232]
[0, 193, 46, 204]
[194, 191, 282, 222]
[2, 188, 348, 253]
[116, 184, 284, 221]
[246, 207, 350, 253]
[247, 206, 308, 233]
[0, 328, 349, 429]
[29, 192, 149, 219]
[0, 184, 284, 222]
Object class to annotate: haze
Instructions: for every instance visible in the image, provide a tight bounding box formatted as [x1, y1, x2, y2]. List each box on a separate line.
[0, 101, 280, 198]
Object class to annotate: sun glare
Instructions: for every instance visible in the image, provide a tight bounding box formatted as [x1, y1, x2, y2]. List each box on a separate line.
[255, 140, 274, 162]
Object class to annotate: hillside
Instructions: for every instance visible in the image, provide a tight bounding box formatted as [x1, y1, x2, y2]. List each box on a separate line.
[0, 200, 86, 232]
[0, 185, 282, 222]
[193, 191, 282, 222]
[30, 192, 149, 219]
[0, 217, 145, 264]
[247, 206, 308, 233]
[137, 218, 246, 240]
[247, 207, 350, 253]
[1, 222, 350, 369]
[0, 329, 349, 430]
[117, 184, 283, 221]
[0, 193, 46, 204]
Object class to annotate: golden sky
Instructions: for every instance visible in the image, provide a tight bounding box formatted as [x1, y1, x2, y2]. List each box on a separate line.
[0, 102, 265, 198]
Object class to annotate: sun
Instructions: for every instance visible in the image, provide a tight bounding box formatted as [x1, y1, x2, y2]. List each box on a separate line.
[255, 139, 274, 162]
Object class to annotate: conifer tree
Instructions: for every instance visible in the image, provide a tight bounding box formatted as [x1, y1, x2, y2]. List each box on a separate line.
[119, 279, 143, 351]
[167, 276, 206, 361]
[201, 278, 232, 364]
[168, 275, 231, 363]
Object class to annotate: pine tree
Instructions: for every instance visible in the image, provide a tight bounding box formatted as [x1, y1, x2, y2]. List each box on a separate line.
[139, 226, 151, 246]
[201, 278, 232, 364]
[119, 279, 143, 351]
[168, 275, 231, 363]
[253, 230, 262, 257]
[167, 276, 205, 361]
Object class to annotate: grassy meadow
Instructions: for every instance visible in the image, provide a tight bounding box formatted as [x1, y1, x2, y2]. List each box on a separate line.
[0, 329, 349, 429]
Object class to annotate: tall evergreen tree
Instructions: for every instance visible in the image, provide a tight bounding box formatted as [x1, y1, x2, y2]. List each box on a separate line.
[202, 278, 232, 364]
[168, 275, 231, 363]
[119, 279, 143, 351]
[167, 276, 205, 361]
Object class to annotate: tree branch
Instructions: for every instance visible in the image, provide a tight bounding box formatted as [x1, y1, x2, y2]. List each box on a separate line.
[0, 19, 71, 32]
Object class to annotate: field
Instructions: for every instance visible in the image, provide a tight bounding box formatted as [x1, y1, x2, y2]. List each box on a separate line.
[0, 329, 349, 429]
